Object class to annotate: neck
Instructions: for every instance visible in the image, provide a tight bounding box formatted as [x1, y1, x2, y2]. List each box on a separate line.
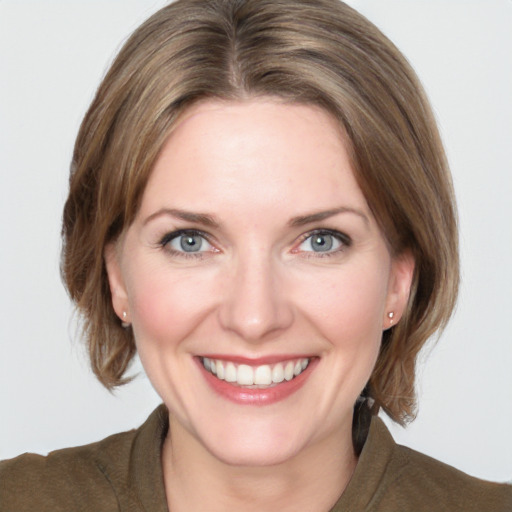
[162, 415, 358, 512]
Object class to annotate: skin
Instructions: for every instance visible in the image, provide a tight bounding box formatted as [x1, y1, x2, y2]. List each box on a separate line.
[105, 99, 414, 511]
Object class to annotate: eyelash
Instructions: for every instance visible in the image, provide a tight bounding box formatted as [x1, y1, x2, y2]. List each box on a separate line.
[158, 229, 215, 259]
[157, 228, 352, 259]
[294, 229, 352, 258]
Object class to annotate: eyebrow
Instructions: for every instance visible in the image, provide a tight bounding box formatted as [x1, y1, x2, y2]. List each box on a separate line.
[143, 206, 369, 229]
[143, 208, 221, 228]
[288, 207, 370, 227]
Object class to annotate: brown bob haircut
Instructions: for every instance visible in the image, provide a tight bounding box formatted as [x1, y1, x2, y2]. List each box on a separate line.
[62, 0, 459, 426]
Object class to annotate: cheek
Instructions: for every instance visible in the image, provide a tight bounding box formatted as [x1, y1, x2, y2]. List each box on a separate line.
[294, 261, 389, 349]
[126, 264, 217, 351]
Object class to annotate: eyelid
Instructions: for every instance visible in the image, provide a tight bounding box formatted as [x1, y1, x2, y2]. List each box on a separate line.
[156, 228, 350, 257]
[293, 228, 352, 254]
[158, 228, 212, 247]
[158, 228, 219, 258]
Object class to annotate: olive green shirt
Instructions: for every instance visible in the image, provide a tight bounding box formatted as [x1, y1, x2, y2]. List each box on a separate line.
[1, 405, 511, 511]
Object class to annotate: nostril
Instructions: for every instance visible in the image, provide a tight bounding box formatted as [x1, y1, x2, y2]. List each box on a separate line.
[217, 290, 294, 342]
[217, 258, 294, 341]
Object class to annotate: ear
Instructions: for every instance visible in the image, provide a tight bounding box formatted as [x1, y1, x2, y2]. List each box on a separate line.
[383, 251, 415, 329]
[104, 242, 130, 324]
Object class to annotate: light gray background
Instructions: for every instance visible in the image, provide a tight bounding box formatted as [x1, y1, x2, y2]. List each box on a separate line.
[1, 0, 511, 482]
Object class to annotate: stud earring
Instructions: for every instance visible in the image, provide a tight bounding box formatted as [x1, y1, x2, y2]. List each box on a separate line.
[387, 312, 395, 325]
[121, 311, 130, 328]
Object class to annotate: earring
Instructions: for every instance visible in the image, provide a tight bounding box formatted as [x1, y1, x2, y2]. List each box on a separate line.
[121, 311, 131, 328]
[387, 312, 395, 325]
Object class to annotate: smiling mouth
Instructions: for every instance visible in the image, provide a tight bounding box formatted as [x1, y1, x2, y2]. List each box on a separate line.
[201, 357, 311, 388]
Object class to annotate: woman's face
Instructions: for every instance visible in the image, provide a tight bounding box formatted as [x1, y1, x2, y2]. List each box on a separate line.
[106, 100, 413, 466]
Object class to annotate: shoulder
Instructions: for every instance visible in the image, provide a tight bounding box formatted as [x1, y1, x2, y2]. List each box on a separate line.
[387, 444, 512, 511]
[337, 417, 512, 512]
[0, 405, 169, 512]
[0, 428, 137, 512]
[374, 421, 512, 511]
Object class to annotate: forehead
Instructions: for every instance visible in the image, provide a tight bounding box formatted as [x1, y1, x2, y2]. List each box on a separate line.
[138, 99, 370, 221]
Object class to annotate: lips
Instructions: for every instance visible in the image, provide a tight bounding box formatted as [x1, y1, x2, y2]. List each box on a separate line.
[202, 357, 310, 387]
[197, 355, 316, 405]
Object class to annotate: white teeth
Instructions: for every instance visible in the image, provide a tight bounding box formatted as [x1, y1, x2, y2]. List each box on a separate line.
[237, 364, 254, 385]
[202, 358, 310, 387]
[216, 360, 225, 380]
[284, 361, 294, 381]
[254, 365, 272, 386]
[225, 362, 237, 383]
[272, 364, 285, 383]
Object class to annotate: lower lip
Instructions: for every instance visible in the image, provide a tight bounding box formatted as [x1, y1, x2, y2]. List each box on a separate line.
[197, 358, 317, 406]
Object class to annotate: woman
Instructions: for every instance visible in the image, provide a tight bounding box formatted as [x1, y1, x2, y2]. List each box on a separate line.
[1, 0, 510, 510]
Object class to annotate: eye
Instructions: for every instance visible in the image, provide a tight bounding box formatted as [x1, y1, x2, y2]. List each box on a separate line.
[297, 230, 349, 254]
[160, 230, 214, 255]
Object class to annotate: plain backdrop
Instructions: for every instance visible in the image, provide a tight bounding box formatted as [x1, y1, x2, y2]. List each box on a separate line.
[1, 0, 511, 483]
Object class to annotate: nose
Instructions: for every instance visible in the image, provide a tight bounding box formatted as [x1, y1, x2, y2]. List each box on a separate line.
[218, 250, 294, 343]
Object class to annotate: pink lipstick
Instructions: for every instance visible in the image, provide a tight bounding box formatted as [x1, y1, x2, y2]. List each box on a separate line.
[196, 355, 317, 405]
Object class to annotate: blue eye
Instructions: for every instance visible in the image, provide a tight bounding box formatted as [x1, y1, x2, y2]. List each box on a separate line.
[298, 231, 348, 254]
[173, 234, 206, 252]
[161, 230, 213, 255]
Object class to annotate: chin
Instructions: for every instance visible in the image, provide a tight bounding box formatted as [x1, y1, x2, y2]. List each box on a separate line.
[207, 435, 304, 467]
[192, 412, 317, 467]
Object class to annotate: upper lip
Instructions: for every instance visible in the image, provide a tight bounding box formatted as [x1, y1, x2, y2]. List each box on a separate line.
[197, 354, 316, 365]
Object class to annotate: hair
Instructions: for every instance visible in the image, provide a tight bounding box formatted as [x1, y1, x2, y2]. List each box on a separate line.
[62, 0, 459, 427]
